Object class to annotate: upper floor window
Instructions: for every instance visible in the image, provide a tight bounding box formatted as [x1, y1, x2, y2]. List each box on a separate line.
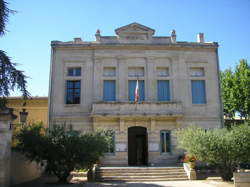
[160, 130, 171, 153]
[190, 67, 204, 77]
[103, 80, 116, 101]
[128, 67, 144, 77]
[191, 80, 206, 104]
[68, 67, 81, 76]
[65, 80, 81, 104]
[157, 67, 169, 77]
[103, 67, 116, 77]
[157, 80, 170, 101]
[128, 80, 145, 102]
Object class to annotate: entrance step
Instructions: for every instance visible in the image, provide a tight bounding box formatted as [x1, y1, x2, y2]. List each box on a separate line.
[96, 167, 188, 182]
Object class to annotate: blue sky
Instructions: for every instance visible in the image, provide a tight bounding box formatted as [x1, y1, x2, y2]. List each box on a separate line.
[0, 0, 249, 96]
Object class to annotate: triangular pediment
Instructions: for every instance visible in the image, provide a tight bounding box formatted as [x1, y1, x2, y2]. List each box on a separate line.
[115, 22, 155, 35]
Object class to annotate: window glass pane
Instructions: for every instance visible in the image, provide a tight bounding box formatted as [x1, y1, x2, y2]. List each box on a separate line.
[67, 67, 81, 76]
[160, 132, 165, 152]
[75, 68, 81, 76]
[68, 68, 74, 76]
[105, 130, 115, 153]
[128, 67, 144, 77]
[103, 67, 116, 77]
[190, 68, 204, 77]
[157, 80, 170, 101]
[128, 80, 145, 101]
[157, 67, 169, 77]
[66, 80, 81, 104]
[103, 80, 116, 101]
[191, 80, 206, 104]
[160, 131, 171, 153]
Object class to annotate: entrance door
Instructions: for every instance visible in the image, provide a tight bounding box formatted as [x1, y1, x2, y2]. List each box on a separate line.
[128, 126, 148, 166]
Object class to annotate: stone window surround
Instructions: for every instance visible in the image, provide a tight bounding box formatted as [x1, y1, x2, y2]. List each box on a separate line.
[63, 62, 84, 105]
[186, 62, 208, 106]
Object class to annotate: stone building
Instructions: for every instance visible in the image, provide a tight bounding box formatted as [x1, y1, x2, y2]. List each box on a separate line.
[7, 97, 48, 127]
[49, 23, 223, 166]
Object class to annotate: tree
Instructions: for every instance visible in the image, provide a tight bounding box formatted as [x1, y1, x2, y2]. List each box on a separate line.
[221, 69, 237, 119]
[16, 124, 109, 183]
[175, 124, 250, 181]
[0, 0, 29, 109]
[234, 59, 250, 120]
[221, 59, 250, 120]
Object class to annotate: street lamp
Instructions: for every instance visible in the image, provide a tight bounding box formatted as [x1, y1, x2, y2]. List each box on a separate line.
[19, 108, 28, 125]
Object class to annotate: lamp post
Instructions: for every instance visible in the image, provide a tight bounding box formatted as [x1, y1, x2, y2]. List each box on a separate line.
[19, 108, 28, 126]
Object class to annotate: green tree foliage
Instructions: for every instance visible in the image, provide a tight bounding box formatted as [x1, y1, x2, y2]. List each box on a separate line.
[0, 0, 29, 109]
[221, 59, 250, 120]
[175, 124, 250, 181]
[16, 124, 109, 183]
[234, 59, 250, 119]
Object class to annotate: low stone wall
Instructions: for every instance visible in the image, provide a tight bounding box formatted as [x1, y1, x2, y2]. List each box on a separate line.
[10, 151, 44, 186]
[234, 172, 250, 187]
[0, 108, 16, 187]
[183, 163, 197, 180]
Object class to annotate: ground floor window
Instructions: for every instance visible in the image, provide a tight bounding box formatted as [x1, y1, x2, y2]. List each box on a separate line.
[160, 130, 171, 153]
[105, 130, 115, 153]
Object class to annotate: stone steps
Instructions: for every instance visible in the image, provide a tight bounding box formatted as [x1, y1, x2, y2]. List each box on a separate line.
[96, 167, 188, 182]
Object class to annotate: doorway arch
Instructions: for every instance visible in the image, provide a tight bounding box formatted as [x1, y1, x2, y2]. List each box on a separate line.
[128, 126, 148, 166]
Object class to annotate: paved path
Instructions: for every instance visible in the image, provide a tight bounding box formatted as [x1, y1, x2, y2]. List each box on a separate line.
[12, 176, 234, 187]
[84, 181, 233, 187]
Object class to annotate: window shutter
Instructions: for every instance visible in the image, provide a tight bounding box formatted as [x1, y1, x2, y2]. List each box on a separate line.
[103, 80, 116, 101]
[157, 80, 170, 101]
[191, 80, 206, 104]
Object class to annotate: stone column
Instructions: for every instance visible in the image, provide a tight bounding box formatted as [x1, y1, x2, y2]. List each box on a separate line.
[0, 108, 16, 187]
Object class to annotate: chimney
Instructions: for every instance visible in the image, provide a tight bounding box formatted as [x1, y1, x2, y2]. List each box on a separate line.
[197, 33, 204, 43]
[171, 29, 176, 43]
[74, 38, 82, 43]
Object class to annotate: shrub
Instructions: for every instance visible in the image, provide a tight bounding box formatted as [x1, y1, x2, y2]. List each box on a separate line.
[16, 124, 109, 183]
[175, 124, 250, 181]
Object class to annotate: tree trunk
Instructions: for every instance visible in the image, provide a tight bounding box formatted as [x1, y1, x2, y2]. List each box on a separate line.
[219, 166, 233, 181]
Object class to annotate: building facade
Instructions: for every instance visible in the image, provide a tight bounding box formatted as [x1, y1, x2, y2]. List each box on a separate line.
[49, 23, 223, 166]
[7, 97, 48, 127]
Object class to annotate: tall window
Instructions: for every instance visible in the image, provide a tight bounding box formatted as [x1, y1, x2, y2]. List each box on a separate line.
[65, 80, 81, 104]
[67, 67, 81, 76]
[160, 130, 171, 153]
[103, 80, 116, 101]
[128, 80, 145, 102]
[157, 80, 170, 101]
[105, 130, 115, 153]
[191, 80, 206, 104]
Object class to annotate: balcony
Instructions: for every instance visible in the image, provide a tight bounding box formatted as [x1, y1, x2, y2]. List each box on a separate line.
[91, 102, 183, 118]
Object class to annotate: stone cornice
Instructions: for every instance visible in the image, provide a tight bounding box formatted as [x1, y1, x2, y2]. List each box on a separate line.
[51, 41, 218, 50]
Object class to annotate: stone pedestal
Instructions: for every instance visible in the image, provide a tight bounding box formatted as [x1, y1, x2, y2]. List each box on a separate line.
[0, 108, 16, 187]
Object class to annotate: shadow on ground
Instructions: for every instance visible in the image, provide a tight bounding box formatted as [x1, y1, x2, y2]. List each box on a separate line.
[11, 176, 172, 187]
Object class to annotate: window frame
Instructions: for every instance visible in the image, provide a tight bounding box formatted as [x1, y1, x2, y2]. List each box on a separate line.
[104, 130, 115, 155]
[67, 67, 81, 77]
[191, 80, 207, 104]
[157, 80, 171, 102]
[160, 130, 171, 154]
[103, 80, 116, 102]
[65, 80, 81, 104]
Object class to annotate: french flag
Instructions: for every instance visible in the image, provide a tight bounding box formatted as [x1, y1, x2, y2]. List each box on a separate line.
[135, 80, 139, 104]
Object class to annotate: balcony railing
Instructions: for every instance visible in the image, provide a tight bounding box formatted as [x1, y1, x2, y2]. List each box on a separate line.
[91, 102, 183, 117]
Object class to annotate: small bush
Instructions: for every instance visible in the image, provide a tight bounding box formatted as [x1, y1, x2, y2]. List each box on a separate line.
[16, 124, 109, 183]
[175, 124, 250, 181]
